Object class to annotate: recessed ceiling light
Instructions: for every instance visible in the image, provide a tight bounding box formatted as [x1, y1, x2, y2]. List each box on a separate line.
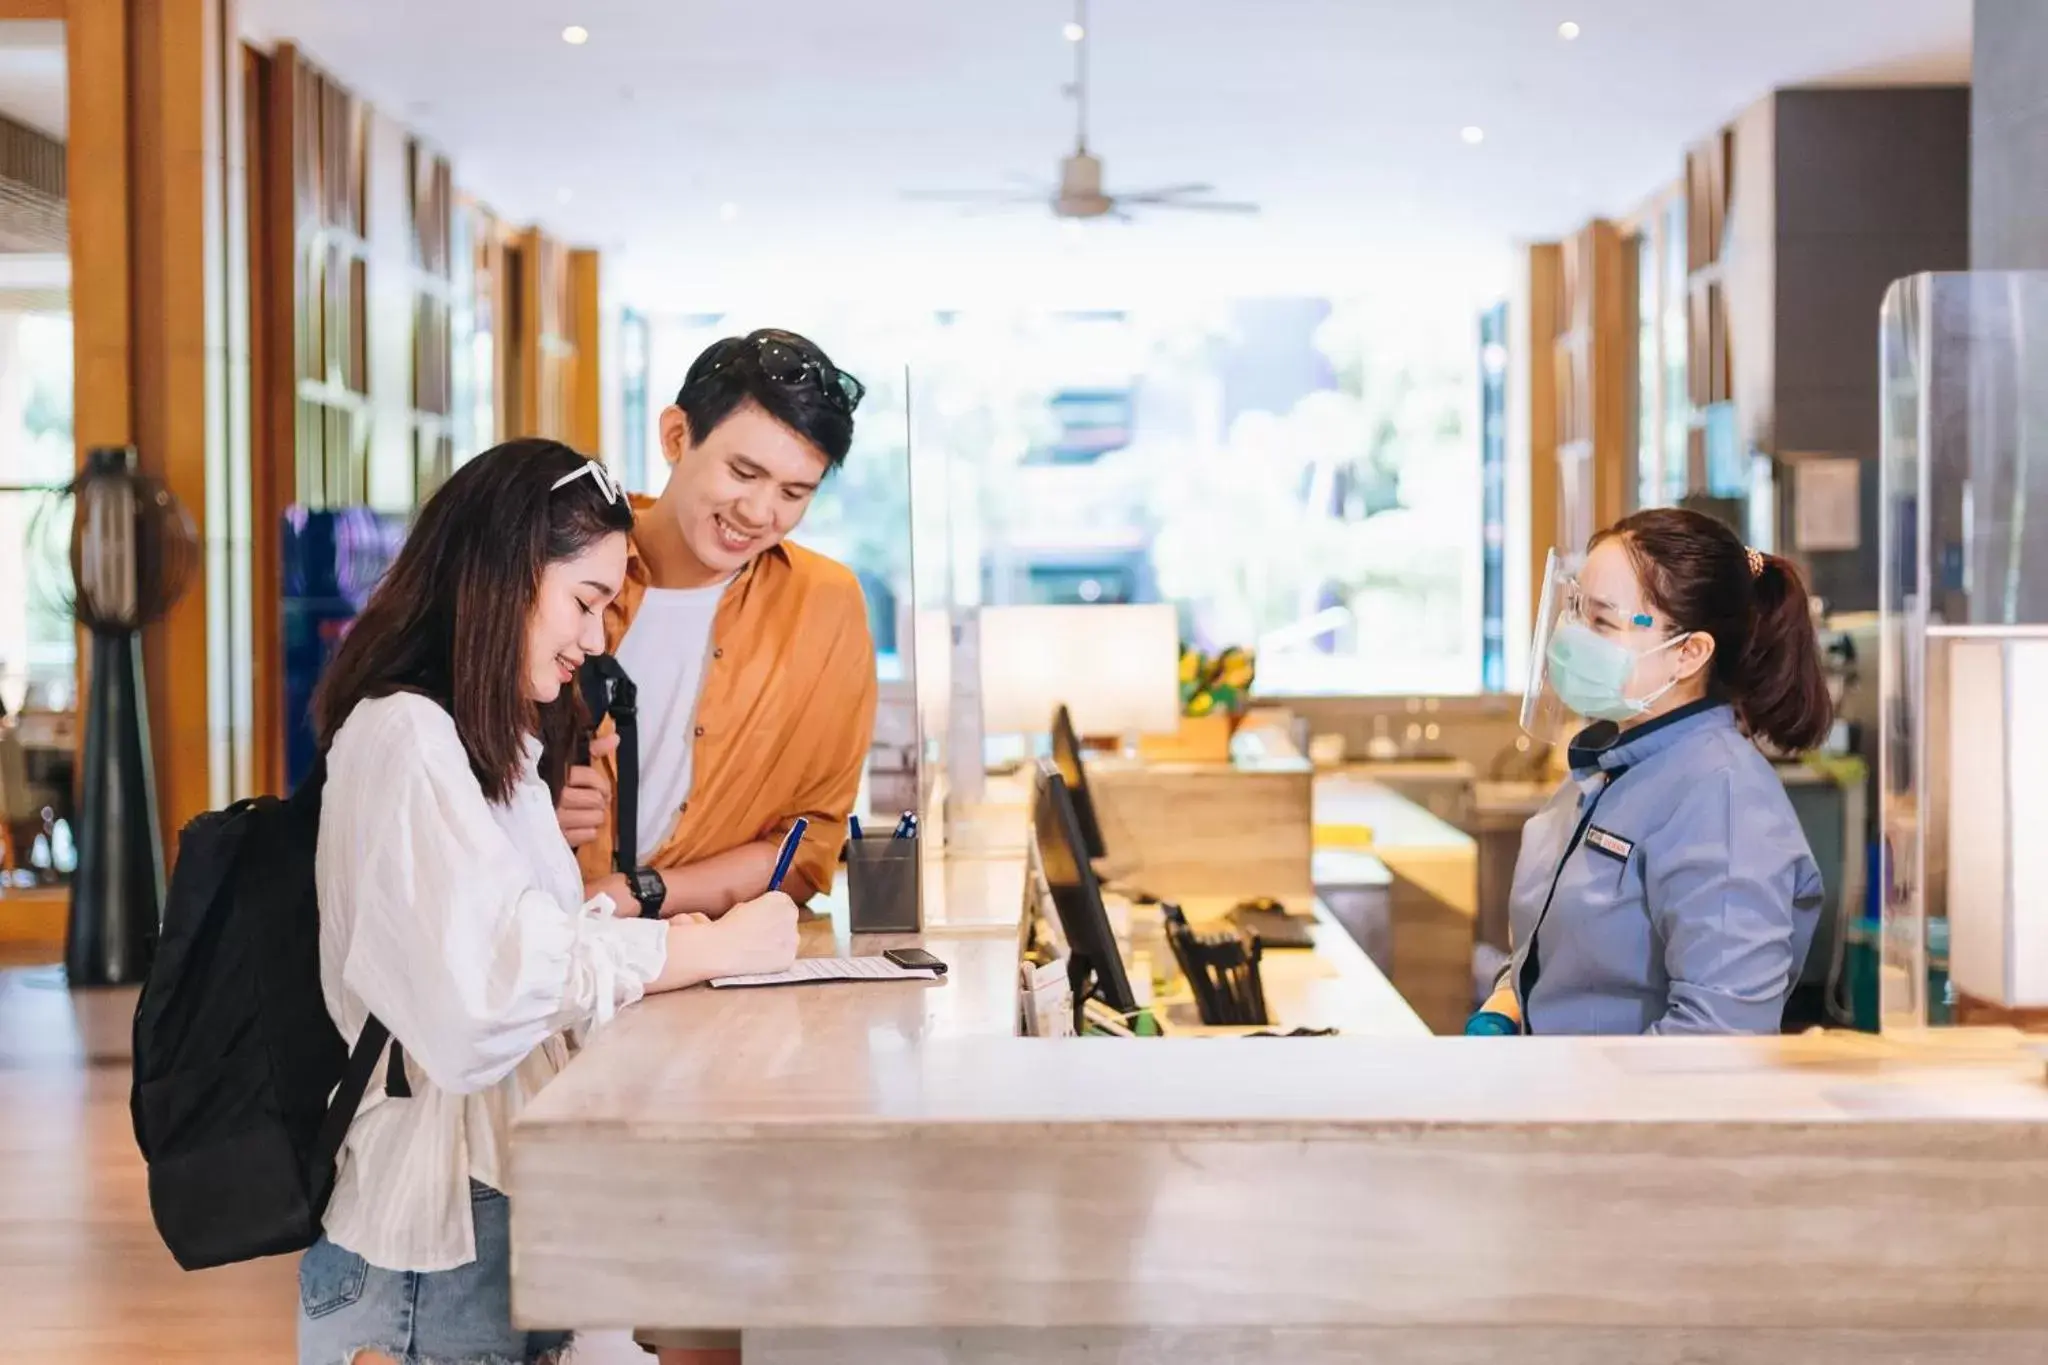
[1460, 125, 1486, 145]
[561, 25, 589, 45]
[1062, 21, 1085, 42]
[1558, 20, 1581, 40]
[719, 202, 740, 222]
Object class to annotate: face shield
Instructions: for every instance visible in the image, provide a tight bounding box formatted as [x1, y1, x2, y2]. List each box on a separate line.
[1520, 549, 1693, 745]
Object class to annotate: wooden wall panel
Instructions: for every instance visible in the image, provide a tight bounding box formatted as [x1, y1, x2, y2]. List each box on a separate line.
[1549, 222, 1628, 559]
[409, 140, 454, 496]
[66, 0, 133, 456]
[363, 105, 413, 510]
[567, 247, 600, 454]
[218, 1, 256, 803]
[1685, 123, 1740, 482]
[465, 201, 510, 451]
[511, 226, 584, 443]
[114, 0, 239, 839]
[265, 44, 372, 512]
[127, 0, 231, 837]
[69, 0, 250, 832]
[244, 45, 458, 788]
[246, 42, 289, 793]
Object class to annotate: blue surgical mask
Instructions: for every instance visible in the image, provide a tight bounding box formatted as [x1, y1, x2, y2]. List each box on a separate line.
[1546, 622, 1687, 722]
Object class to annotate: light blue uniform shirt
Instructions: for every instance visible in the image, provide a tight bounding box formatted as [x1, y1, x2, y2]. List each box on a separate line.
[1504, 700, 1824, 1036]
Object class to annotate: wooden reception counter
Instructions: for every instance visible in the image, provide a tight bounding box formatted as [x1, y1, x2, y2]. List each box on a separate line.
[509, 848, 2048, 1363]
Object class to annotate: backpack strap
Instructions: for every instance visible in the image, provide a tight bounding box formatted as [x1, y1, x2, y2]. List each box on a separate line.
[576, 656, 641, 874]
[311, 1015, 397, 1204]
[609, 672, 639, 875]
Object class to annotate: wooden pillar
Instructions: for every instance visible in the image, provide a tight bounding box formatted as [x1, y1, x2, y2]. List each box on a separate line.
[465, 202, 511, 451]
[568, 248, 601, 454]
[65, 0, 245, 839]
[1552, 219, 1629, 560]
[245, 41, 286, 794]
[127, 0, 242, 829]
[65, 0, 133, 456]
[510, 226, 593, 445]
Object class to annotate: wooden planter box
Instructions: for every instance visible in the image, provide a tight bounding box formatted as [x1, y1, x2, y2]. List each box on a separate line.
[1138, 713, 1236, 764]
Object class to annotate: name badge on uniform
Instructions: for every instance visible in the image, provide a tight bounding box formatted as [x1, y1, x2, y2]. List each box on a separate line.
[1584, 826, 1635, 863]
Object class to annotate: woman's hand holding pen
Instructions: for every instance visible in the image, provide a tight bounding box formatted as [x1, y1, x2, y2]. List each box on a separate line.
[710, 891, 801, 976]
[643, 890, 799, 992]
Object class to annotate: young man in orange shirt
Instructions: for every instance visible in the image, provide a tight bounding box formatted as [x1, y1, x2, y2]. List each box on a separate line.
[556, 330, 876, 1361]
[562, 327, 876, 917]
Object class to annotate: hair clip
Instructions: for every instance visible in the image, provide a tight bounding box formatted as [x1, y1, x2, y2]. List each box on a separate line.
[1745, 546, 1765, 579]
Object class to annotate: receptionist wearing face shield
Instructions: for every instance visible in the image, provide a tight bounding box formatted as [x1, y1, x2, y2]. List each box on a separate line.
[1469, 508, 1832, 1037]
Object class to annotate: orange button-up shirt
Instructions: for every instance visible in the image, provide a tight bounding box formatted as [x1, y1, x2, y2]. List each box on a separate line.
[576, 499, 877, 904]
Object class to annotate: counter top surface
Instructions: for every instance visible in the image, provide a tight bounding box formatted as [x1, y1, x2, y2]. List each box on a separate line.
[513, 1018, 2048, 1333]
[524, 1014, 2048, 1138]
[510, 785, 2048, 1337]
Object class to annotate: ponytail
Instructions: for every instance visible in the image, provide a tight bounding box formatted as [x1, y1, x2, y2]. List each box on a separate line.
[1732, 552, 1833, 753]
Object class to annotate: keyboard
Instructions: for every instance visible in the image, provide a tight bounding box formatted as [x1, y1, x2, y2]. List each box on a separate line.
[1227, 903, 1316, 950]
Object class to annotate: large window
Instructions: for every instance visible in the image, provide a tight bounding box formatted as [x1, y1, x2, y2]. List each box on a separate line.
[634, 293, 1482, 695]
[0, 309, 75, 713]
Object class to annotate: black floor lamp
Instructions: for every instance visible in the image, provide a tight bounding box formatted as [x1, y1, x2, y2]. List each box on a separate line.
[41, 446, 197, 988]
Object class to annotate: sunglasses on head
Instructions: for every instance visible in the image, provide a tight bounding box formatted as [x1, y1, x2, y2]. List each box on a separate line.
[700, 335, 866, 416]
[550, 460, 624, 504]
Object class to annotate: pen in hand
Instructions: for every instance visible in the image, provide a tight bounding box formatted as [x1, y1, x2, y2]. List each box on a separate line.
[767, 817, 810, 893]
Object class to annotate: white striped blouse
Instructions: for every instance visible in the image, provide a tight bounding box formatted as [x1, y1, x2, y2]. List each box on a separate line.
[314, 691, 668, 1272]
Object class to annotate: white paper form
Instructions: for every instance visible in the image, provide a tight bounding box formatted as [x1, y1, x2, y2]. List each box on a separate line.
[709, 956, 945, 989]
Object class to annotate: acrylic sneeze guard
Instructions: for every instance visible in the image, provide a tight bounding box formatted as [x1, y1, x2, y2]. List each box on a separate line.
[1879, 271, 2048, 1029]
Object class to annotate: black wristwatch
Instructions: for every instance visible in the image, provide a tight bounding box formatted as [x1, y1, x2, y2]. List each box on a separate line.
[625, 867, 667, 920]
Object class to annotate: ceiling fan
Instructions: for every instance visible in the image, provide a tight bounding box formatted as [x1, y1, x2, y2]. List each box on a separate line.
[902, 0, 1259, 223]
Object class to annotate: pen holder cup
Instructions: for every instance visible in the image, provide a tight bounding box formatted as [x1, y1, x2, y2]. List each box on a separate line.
[847, 834, 922, 934]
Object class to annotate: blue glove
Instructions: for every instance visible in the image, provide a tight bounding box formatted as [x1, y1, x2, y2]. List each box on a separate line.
[1464, 1010, 1518, 1036]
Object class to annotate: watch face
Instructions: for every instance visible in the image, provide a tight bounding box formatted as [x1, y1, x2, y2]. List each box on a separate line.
[630, 869, 665, 914]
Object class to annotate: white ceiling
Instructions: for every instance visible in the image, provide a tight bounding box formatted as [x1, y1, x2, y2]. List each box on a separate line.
[0, 21, 67, 140]
[241, 0, 1971, 310]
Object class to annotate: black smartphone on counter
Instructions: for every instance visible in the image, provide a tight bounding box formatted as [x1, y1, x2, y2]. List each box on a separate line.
[883, 947, 947, 975]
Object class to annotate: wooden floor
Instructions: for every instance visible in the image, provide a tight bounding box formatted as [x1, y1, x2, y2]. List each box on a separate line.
[0, 940, 644, 1361]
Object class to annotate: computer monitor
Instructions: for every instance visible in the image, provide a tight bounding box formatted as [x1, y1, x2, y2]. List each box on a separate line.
[1033, 759, 1138, 1021]
[1049, 703, 1108, 860]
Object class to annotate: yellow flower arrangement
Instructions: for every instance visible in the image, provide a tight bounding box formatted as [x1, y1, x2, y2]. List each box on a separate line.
[1178, 643, 1256, 719]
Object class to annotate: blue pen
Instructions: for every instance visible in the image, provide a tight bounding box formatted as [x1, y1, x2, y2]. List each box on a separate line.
[768, 817, 810, 892]
[891, 811, 916, 840]
[848, 814, 864, 842]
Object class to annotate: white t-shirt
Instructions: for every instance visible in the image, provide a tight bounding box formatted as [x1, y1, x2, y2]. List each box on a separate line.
[613, 578, 733, 857]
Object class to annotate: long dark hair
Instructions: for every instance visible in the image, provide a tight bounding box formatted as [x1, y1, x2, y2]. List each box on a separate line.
[1592, 508, 1833, 753]
[312, 439, 633, 804]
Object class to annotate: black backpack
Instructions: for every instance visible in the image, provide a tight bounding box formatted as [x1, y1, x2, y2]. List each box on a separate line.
[130, 760, 406, 1270]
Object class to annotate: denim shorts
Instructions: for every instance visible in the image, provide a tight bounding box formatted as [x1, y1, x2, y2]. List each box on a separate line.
[298, 1182, 570, 1365]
